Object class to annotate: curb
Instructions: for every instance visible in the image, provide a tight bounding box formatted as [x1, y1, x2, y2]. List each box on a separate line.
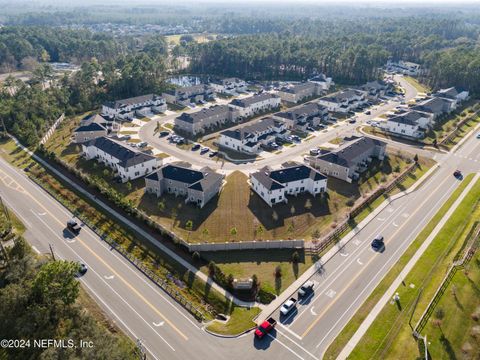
[203, 324, 256, 338]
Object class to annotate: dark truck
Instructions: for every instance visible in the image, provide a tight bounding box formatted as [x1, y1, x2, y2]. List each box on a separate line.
[254, 317, 277, 339]
[67, 219, 81, 234]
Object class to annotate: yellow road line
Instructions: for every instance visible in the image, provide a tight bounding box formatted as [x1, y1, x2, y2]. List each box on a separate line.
[301, 173, 454, 337]
[2, 166, 189, 341]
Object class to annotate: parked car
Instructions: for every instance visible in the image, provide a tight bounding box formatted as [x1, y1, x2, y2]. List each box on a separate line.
[209, 151, 218, 158]
[349, 119, 357, 124]
[310, 148, 319, 156]
[371, 235, 385, 252]
[122, 135, 131, 141]
[67, 219, 81, 234]
[306, 126, 315, 132]
[453, 170, 463, 179]
[365, 110, 371, 115]
[280, 297, 297, 316]
[267, 142, 279, 149]
[191, 144, 201, 151]
[159, 131, 170, 137]
[200, 147, 210, 154]
[476, 133, 480, 139]
[137, 142, 148, 148]
[298, 280, 315, 298]
[76, 263, 88, 277]
[255, 317, 277, 339]
[199, 100, 207, 105]
[291, 135, 301, 143]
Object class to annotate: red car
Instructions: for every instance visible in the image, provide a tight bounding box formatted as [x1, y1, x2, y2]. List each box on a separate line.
[254, 317, 277, 339]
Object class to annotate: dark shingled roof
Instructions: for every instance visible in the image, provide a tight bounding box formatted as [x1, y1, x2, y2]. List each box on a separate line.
[103, 94, 163, 109]
[252, 163, 325, 190]
[279, 82, 316, 94]
[230, 93, 279, 108]
[176, 105, 230, 124]
[275, 102, 327, 121]
[146, 164, 222, 192]
[388, 111, 428, 126]
[86, 137, 155, 168]
[220, 117, 284, 141]
[316, 136, 386, 167]
[74, 123, 107, 133]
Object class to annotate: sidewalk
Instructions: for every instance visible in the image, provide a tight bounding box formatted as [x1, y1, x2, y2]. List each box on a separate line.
[257, 161, 440, 321]
[10, 135, 263, 310]
[337, 172, 480, 359]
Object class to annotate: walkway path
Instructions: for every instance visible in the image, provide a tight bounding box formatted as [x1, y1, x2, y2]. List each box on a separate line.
[337, 172, 480, 359]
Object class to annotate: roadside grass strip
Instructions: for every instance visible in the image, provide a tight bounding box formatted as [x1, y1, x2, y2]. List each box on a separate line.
[324, 174, 475, 359]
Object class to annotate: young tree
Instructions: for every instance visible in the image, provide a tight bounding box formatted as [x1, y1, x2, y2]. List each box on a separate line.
[33, 261, 80, 306]
[185, 220, 193, 231]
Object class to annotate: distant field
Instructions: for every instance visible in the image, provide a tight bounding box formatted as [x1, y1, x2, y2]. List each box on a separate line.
[166, 33, 216, 46]
[404, 76, 430, 94]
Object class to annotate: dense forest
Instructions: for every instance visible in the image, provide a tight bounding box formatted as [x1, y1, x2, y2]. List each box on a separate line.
[0, 3, 480, 145]
[0, 52, 169, 145]
[0, 238, 138, 359]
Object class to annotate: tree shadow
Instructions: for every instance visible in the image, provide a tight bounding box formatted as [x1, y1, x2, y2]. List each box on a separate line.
[292, 262, 299, 279]
[439, 334, 457, 360]
[275, 276, 282, 295]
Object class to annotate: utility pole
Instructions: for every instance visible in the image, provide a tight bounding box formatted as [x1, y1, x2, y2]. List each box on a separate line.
[48, 243, 56, 261]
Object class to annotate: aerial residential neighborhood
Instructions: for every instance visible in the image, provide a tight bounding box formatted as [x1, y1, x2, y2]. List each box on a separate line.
[1, 2, 480, 360]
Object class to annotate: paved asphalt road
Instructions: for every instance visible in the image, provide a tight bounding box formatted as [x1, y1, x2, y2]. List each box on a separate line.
[2, 130, 479, 360]
[138, 75, 421, 173]
[1, 76, 479, 360]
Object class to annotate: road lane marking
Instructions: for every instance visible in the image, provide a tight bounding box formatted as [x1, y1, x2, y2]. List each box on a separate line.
[357, 258, 363, 265]
[310, 307, 317, 316]
[104, 275, 115, 280]
[31, 211, 177, 352]
[79, 274, 162, 360]
[300, 174, 457, 338]
[392, 221, 399, 227]
[339, 251, 349, 257]
[153, 321, 165, 327]
[290, 204, 405, 325]
[25, 194, 189, 341]
[353, 239, 361, 246]
[325, 289, 336, 298]
[277, 323, 303, 340]
[0, 158, 201, 331]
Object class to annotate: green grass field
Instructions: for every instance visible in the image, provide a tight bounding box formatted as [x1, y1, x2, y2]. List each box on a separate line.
[324, 174, 475, 359]
[404, 76, 430, 93]
[336, 175, 480, 360]
[206, 306, 261, 336]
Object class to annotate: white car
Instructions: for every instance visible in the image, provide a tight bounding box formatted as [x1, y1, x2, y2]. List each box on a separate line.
[280, 297, 297, 316]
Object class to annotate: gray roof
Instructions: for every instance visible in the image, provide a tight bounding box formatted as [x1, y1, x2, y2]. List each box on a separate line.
[413, 97, 454, 114]
[388, 111, 429, 126]
[146, 164, 222, 192]
[103, 94, 163, 109]
[433, 87, 467, 100]
[176, 105, 230, 124]
[211, 77, 244, 86]
[316, 136, 386, 167]
[321, 89, 365, 104]
[164, 84, 211, 96]
[252, 163, 326, 190]
[362, 80, 388, 91]
[86, 137, 155, 168]
[279, 82, 316, 94]
[230, 93, 279, 108]
[221, 117, 284, 141]
[275, 102, 327, 121]
[74, 122, 107, 133]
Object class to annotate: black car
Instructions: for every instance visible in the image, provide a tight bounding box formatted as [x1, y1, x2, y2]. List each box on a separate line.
[159, 131, 170, 137]
[191, 144, 201, 151]
[453, 170, 463, 179]
[349, 119, 357, 124]
[371, 235, 385, 252]
[76, 263, 88, 277]
[209, 151, 218, 158]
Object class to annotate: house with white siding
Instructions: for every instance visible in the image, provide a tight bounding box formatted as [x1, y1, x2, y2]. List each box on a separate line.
[318, 89, 368, 113]
[162, 84, 214, 106]
[102, 94, 167, 120]
[308, 136, 386, 183]
[174, 105, 239, 135]
[82, 137, 160, 182]
[218, 117, 287, 154]
[274, 102, 329, 130]
[210, 78, 248, 95]
[277, 82, 320, 104]
[228, 93, 281, 118]
[381, 110, 434, 139]
[386, 60, 422, 76]
[308, 74, 334, 91]
[145, 163, 223, 208]
[250, 163, 327, 207]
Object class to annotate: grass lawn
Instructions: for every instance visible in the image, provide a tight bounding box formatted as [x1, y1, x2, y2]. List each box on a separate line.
[404, 76, 430, 93]
[200, 249, 315, 296]
[165, 33, 216, 46]
[119, 130, 138, 135]
[419, 252, 480, 359]
[155, 152, 170, 159]
[206, 306, 261, 336]
[329, 137, 343, 145]
[327, 174, 480, 360]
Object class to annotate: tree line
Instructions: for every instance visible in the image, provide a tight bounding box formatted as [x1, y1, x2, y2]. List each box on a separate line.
[0, 238, 139, 359]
